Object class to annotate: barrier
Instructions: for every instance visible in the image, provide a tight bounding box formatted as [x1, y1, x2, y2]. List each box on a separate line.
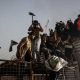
[0, 59, 79, 80]
[0, 59, 49, 80]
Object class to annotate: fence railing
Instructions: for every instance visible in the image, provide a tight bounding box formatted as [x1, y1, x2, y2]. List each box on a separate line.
[0, 59, 49, 80]
[0, 59, 79, 80]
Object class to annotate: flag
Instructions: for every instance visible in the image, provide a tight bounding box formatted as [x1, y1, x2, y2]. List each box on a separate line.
[9, 40, 18, 52]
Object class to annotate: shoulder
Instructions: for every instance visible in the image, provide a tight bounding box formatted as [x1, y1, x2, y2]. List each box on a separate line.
[74, 18, 79, 24]
[20, 37, 27, 43]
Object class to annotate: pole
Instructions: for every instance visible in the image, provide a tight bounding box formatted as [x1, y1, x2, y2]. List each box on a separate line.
[29, 12, 36, 24]
[44, 19, 49, 33]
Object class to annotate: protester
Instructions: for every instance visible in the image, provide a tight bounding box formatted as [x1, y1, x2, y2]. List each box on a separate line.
[28, 20, 43, 38]
[74, 14, 80, 36]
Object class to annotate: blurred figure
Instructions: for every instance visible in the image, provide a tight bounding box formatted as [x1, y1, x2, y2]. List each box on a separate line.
[28, 20, 43, 38]
[74, 14, 80, 36]
[28, 20, 43, 52]
[28, 20, 43, 62]
[16, 32, 33, 62]
[55, 21, 65, 37]
[55, 21, 68, 41]
[66, 19, 74, 36]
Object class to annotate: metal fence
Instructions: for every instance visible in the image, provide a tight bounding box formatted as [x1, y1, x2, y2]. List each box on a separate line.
[0, 59, 79, 80]
[58, 64, 80, 80]
[0, 59, 49, 80]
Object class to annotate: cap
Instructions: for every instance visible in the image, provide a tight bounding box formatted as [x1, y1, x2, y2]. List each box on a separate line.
[33, 20, 38, 25]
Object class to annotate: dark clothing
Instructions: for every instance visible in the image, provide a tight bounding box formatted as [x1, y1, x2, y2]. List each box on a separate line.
[61, 28, 69, 41]
[46, 36, 56, 55]
[65, 44, 73, 62]
[25, 49, 32, 62]
[67, 21, 75, 36]
[28, 24, 43, 37]
[49, 70, 59, 80]
[74, 18, 80, 36]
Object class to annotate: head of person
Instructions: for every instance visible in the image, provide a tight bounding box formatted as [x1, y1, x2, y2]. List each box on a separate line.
[67, 19, 72, 23]
[41, 33, 47, 42]
[78, 14, 80, 18]
[33, 20, 39, 26]
[50, 29, 53, 36]
[55, 21, 65, 34]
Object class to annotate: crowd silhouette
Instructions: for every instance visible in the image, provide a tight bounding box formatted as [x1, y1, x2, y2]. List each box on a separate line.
[1, 14, 80, 80]
[15, 14, 80, 80]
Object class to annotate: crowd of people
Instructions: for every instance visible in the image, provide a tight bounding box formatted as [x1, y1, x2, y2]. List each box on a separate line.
[16, 14, 80, 80]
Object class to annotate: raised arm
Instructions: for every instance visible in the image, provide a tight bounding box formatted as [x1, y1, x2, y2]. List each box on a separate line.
[38, 23, 43, 32]
[28, 24, 33, 31]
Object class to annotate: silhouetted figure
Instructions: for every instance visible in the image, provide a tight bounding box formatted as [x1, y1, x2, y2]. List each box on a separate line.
[74, 14, 80, 36]
[55, 21, 65, 37]
[46, 29, 56, 55]
[55, 21, 67, 41]
[28, 20, 43, 38]
[16, 32, 33, 62]
[66, 19, 74, 36]
[40, 33, 49, 60]
[28, 20, 43, 63]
